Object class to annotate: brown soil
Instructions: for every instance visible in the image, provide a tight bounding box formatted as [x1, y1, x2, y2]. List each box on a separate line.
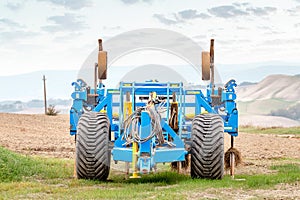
[0, 113, 299, 170]
[224, 147, 242, 169]
[0, 113, 74, 158]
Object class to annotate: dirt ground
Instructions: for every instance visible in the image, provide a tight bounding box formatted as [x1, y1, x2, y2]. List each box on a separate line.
[0, 113, 74, 158]
[1, 113, 299, 161]
[1, 113, 300, 199]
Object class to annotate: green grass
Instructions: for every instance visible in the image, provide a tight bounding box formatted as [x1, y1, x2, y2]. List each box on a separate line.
[240, 126, 300, 135]
[0, 146, 73, 182]
[0, 146, 300, 199]
[238, 164, 300, 188]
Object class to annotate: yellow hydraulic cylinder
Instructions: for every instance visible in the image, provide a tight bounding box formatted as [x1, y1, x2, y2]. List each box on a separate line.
[124, 92, 140, 178]
[130, 141, 140, 178]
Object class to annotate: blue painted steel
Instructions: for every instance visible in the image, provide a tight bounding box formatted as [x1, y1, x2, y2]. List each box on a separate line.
[178, 82, 183, 138]
[112, 148, 132, 162]
[160, 120, 184, 148]
[154, 148, 186, 162]
[70, 108, 79, 135]
[92, 94, 113, 126]
[70, 79, 239, 136]
[138, 156, 152, 174]
[222, 79, 239, 136]
[69, 80, 88, 135]
[112, 148, 186, 163]
[70, 75, 239, 173]
[140, 111, 152, 154]
[195, 93, 216, 114]
[166, 83, 170, 120]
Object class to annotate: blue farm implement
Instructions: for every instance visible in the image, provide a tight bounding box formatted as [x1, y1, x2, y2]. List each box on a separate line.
[70, 39, 239, 180]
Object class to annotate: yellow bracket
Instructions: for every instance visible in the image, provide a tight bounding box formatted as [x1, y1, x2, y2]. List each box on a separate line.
[123, 102, 132, 118]
[152, 92, 157, 99]
[100, 109, 106, 113]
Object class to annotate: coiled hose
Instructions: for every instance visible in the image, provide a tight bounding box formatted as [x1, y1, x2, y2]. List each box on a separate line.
[122, 103, 165, 145]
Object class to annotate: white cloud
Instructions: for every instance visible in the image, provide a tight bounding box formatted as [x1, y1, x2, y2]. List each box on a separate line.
[6, 1, 24, 11]
[41, 13, 88, 33]
[208, 5, 249, 18]
[153, 9, 210, 25]
[120, 0, 153, 5]
[0, 18, 24, 28]
[0, 30, 38, 42]
[246, 6, 276, 16]
[208, 4, 276, 18]
[37, 0, 92, 10]
[287, 5, 300, 15]
[178, 9, 210, 19]
[0, 17, 38, 45]
[153, 14, 180, 25]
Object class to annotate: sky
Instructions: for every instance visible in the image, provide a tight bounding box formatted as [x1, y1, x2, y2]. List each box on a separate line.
[0, 0, 300, 76]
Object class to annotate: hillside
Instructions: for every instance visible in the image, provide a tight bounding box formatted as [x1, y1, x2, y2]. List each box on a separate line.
[237, 74, 300, 127]
[237, 74, 300, 102]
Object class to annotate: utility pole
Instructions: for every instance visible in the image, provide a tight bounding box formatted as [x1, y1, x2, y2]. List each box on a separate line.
[43, 75, 47, 115]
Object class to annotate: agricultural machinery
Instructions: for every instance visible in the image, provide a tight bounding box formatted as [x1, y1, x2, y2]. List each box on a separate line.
[69, 38, 239, 180]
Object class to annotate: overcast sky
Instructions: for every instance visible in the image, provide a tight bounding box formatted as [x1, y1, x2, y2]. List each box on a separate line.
[0, 0, 300, 76]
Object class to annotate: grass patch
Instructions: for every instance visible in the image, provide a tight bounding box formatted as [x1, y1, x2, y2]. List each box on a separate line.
[0, 146, 73, 182]
[237, 164, 300, 189]
[0, 146, 300, 199]
[240, 126, 300, 135]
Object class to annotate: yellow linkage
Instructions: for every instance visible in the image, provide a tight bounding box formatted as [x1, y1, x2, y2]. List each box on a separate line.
[124, 96, 140, 178]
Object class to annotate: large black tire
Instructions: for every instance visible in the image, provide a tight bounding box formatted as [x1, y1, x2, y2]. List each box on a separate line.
[191, 114, 224, 179]
[76, 112, 111, 180]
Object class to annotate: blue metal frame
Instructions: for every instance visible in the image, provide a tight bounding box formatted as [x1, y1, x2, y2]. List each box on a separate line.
[70, 77, 239, 173]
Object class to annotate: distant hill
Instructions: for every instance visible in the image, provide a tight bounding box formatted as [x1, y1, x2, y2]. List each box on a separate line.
[237, 74, 300, 126]
[239, 81, 257, 86]
[237, 74, 300, 101]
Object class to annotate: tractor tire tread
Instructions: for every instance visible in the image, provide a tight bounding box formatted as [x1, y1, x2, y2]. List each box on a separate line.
[191, 114, 224, 179]
[75, 112, 110, 180]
